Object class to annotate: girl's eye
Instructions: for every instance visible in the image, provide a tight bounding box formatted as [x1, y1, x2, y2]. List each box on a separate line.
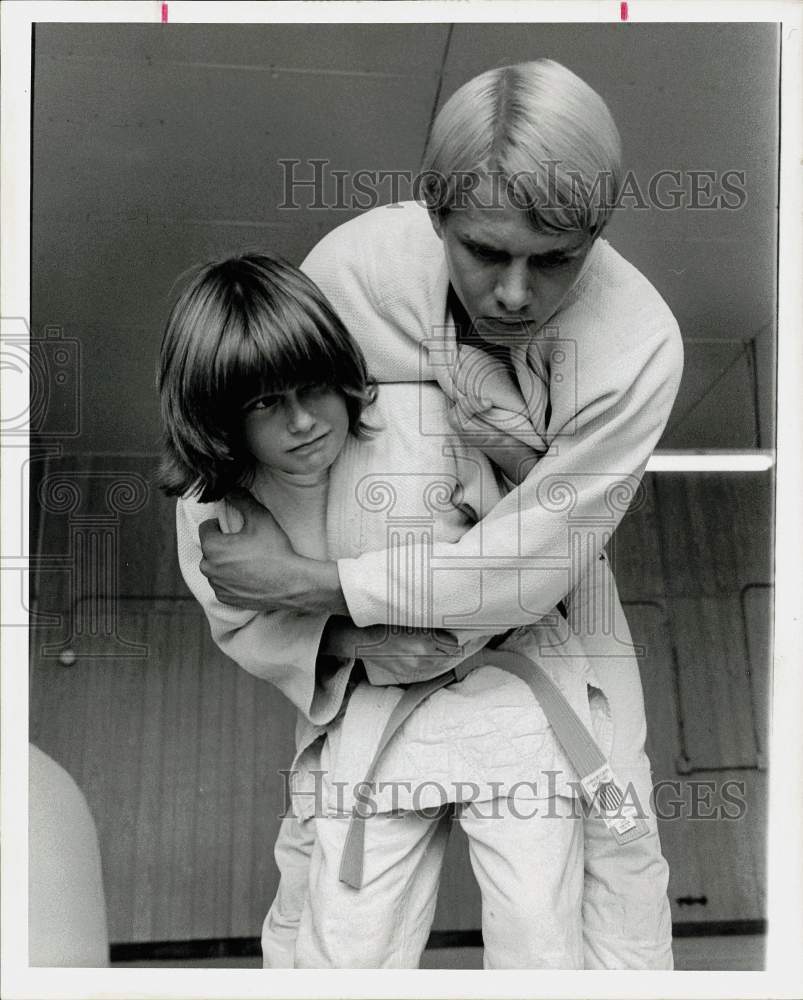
[247, 394, 280, 412]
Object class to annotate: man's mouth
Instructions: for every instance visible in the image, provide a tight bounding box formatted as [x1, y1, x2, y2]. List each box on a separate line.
[484, 316, 533, 327]
[474, 317, 535, 342]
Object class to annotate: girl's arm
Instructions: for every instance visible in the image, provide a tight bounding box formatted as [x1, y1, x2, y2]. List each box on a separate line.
[183, 497, 488, 705]
[178, 497, 345, 725]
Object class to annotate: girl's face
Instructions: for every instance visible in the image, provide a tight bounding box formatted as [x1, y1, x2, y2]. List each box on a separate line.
[242, 384, 350, 478]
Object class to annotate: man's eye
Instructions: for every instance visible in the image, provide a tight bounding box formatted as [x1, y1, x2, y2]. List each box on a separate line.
[534, 255, 570, 270]
[467, 242, 506, 263]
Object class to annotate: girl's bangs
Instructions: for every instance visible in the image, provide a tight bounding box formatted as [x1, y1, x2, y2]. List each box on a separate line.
[213, 305, 345, 415]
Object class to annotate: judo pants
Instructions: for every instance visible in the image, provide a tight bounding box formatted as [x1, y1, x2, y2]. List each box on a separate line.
[293, 790, 584, 969]
[262, 554, 673, 968]
[569, 552, 673, 969]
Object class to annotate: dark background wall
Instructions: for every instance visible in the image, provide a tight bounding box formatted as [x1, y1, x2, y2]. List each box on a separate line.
[29, 21, 777, 962]
[31, 22, 778, 454]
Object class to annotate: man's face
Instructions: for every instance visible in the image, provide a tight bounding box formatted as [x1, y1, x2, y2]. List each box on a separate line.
[431, 179, 593, 347]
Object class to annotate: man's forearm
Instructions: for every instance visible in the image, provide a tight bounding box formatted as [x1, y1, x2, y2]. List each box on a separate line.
[198, 493, 352, 614]
[281, 555, 350, 616]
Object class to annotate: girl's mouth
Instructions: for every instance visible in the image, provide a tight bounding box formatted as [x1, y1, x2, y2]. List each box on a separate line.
[289, 432, 329, 453]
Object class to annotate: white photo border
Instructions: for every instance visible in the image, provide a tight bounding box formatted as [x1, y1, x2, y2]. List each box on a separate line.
[2, 2, 801, 998]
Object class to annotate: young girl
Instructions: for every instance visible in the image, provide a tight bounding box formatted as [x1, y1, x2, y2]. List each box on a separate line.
[159, 253, 620, 969]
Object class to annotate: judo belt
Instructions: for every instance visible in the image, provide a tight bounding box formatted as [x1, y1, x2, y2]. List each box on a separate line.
[338, 647, 650, 889]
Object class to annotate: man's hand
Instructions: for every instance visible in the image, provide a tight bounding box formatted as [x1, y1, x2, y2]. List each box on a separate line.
[198, 490, 347, 614]
[321, 615, 483, 686]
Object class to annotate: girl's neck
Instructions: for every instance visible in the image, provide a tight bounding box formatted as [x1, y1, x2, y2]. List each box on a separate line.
[254, 464, 330, 489]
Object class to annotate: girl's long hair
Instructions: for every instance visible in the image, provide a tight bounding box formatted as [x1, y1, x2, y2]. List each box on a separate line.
[158, 253, 376, 502]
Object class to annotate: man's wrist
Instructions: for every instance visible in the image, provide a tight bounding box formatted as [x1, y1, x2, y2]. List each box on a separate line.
[288, 555, 349, 616]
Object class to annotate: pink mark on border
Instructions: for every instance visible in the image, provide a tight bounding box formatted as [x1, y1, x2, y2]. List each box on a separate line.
[620, 1, 629, 19]
[161, 2, 168, 22]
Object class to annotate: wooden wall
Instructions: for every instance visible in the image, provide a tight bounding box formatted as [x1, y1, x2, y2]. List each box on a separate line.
[29, 461, 772, 942]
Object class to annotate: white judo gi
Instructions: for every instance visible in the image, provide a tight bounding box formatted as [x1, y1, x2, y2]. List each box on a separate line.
[178, 202, 683, 968]
[178, 385, 614, 968]
[298, 202, 683, 969]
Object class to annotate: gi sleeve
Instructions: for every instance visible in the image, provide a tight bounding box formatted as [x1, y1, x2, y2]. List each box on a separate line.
[300, 208, 440, 382]
[176, 497, 353, 726]
[338, 319, 684, 630]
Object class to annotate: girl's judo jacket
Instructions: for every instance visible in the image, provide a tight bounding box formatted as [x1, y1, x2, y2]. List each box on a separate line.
[177, 384, 613, 817]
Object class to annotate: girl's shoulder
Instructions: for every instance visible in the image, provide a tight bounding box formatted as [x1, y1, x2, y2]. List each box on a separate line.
[363, 381, 452, 439]
[338, 382, 494, 510]
[365, 382, 450, 419]
[176, 492, 240, 535]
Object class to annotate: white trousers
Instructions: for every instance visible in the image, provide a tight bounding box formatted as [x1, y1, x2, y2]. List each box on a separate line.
[265, 771, 671, 969]
[294, 793, 584, 969]
[262, 554, 673, 969]
[571, 553, 673, 969]
[261, 810, 317, 969]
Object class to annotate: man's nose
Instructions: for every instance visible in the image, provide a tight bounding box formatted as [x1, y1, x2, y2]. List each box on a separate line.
[494, 261, 532, 313]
